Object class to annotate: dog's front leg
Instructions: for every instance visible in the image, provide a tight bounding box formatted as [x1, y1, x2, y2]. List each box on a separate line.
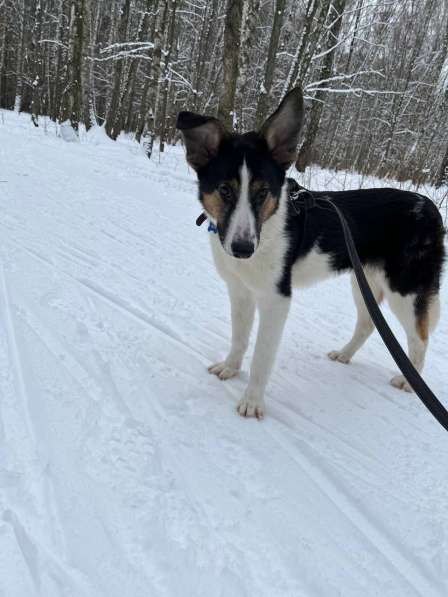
[237, 293, 290, 419]
[208, 278, 256, 380]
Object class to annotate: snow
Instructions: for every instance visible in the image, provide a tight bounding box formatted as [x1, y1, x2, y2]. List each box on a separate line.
[1, 110, 448, 597]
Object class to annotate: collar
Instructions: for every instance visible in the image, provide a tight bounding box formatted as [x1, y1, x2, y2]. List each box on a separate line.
[195, 211, 218, 233]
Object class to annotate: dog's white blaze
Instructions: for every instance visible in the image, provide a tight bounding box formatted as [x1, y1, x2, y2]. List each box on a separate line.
[224, 160, 257, 254]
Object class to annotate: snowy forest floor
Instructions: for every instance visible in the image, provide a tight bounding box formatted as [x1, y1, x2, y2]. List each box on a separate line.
[1, 110, 448, 597]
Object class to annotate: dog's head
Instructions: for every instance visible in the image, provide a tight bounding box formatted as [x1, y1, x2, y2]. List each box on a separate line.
[176, 88, 304, 259]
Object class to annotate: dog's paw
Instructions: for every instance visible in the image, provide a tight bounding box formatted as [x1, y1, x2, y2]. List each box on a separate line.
[390, 374, 413, 393]
[208, 361, 239, 380]
[327, 350, 351, 364]
[236, 390, 265, 420]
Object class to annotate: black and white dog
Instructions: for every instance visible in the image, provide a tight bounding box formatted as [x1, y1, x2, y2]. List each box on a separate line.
[177, 88, 445, 419]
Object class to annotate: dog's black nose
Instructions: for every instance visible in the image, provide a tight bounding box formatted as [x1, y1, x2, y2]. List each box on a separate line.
[231, 240, 254, 259]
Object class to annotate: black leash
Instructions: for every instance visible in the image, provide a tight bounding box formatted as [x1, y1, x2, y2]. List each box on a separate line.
[288, 179, 448, 433]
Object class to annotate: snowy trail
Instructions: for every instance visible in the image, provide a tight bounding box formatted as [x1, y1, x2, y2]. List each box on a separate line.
[1, 111, 448, 596]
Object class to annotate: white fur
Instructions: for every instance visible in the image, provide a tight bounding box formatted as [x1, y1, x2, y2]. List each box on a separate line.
[224, 161, 258, 255]
[236, 293, 290, 419]
[208, 277, 255, 379]
[384, 283, 427, 392]
[328, 269, 383, 364]
[291, 247, 334, 288]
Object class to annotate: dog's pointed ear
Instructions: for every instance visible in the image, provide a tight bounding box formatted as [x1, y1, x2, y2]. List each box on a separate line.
[176, 111, 226, 171]
[259, 87, 304, 170]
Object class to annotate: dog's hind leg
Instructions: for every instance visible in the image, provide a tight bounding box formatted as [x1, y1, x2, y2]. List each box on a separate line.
[388, 292, 439, 392]
[209, 277, 255, 380]
[328, 272, 383, 364]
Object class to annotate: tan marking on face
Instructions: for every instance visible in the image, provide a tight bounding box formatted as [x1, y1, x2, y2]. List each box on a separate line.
[202, 179, 240, 224]
[259, 194, 278, 223]
[202, 191, 225, 222]
[417, 313, 429, 342]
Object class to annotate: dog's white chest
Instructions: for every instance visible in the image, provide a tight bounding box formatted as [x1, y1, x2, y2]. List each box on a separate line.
[291, 248, 334, 288]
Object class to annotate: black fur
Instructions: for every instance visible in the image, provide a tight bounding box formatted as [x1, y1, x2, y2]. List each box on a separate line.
[279, 187, 445, 310]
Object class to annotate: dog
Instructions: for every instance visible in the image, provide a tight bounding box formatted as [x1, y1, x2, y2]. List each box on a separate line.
[176, 87, 445, 419]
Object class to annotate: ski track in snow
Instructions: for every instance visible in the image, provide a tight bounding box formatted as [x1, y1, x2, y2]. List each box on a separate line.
[0, 110, 447, 596]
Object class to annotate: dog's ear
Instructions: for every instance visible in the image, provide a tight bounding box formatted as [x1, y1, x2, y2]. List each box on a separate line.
[176, 112, 226, 171]
[259, 87, 304, 170]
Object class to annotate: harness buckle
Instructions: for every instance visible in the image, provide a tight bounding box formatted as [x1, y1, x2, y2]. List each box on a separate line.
[287, 178, 316, 214]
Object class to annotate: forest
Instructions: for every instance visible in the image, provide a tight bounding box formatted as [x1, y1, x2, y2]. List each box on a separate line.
[1, 0, 448, 185]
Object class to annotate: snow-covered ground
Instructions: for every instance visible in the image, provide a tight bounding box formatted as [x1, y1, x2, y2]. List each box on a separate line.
[1, 110, 448, 597]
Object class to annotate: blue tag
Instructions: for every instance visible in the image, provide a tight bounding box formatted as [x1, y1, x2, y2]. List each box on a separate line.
[208, 221, 218, 234]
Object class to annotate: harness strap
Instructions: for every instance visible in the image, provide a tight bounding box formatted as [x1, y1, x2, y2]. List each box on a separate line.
[290, 182, 448, 433]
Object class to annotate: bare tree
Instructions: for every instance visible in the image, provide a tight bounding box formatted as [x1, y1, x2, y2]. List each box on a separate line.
[255, 0, 286, 127]
[59, 0, 88, 134]
[296, 0, 347, 171]
[105, 0, 131, 139]
[157, 0, 178, 152]
[218, 0, 244, 129]
[235, 0, 260, 130]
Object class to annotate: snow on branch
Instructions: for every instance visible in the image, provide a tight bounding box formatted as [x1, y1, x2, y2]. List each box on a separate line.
[341, 0, 397, 18]
[312, 22, 390, 61]
[38, 39, 69, 50]
[100, 41, 154, 54]
[305, 87, 406, 97]
[91, 43, 155, 62]
[305, 70, 385, 90]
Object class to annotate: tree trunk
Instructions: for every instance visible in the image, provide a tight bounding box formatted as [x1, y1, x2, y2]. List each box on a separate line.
[0, 6, 7, 108]
[379, 0, 436, 172]
[282, 0, 320, 94]
[119, 0, 154, 134]
[235, 0, 260, 131]
[30, 1, 43, 126]
[158, 0, 178, 153]
[218, 0, 243, 129]
[296, 0, 346, 171]
[13, 0, 27, 111]
[255, 0, 286, 127]
[190, 0, 219, 112]
[60, 0, 85, 134]
[18, 0, 32, 114]
[135, 0, 160, 143]
[82, 0, 94, 130]
[141, 0, 168, 155]
[105, 0, 131, 139]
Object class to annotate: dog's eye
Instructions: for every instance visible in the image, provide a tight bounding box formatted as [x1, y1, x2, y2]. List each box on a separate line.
[257, 188, 269, 201]
[218, 183, 232, 200]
